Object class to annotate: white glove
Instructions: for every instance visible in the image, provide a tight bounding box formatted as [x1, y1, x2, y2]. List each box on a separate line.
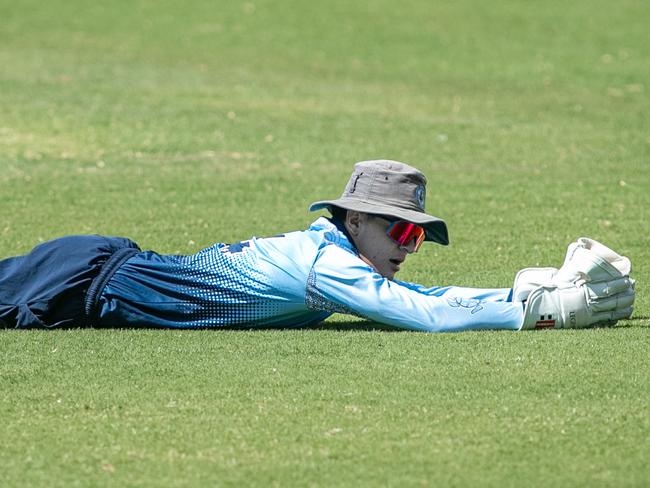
[512, 267, 558, 301]
[555, 237, 631, 286]
[521, 277, 635, 330]
[513, 237, 632, 302]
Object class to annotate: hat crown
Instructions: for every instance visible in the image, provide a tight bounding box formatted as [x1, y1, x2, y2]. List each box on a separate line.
[342, 160, 427, 213]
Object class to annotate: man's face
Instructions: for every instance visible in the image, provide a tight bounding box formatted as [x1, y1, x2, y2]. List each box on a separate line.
[345, 212, 418, 280]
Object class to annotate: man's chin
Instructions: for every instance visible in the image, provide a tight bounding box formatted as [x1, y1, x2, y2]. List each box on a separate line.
[382, 269, 397, 280]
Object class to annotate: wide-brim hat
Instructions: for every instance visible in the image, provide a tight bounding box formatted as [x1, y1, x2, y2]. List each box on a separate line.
[309, 160, 449, 245]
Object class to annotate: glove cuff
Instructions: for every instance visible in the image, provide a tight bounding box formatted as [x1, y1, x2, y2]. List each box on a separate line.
[512, 267, 558, 302]
[521, 285, 585, 330]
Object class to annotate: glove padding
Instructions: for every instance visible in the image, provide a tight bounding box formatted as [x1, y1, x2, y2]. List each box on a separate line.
[555, 237, 631, 286]
[513, 237, 632, 302]
[513, 267, 558, 302]
[521, 277, 635, 330]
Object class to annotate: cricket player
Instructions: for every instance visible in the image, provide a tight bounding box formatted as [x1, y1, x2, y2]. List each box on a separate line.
[0, 160, 635, 332]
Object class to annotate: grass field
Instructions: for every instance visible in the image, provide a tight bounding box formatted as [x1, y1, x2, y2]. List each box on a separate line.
[1, 0, 649, 486]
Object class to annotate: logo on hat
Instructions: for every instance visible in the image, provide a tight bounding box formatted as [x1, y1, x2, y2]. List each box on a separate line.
[414, 185, 426, 209]
[349, 173, 363, 194]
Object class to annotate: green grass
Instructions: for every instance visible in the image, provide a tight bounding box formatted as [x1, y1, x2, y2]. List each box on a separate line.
[2, 328, 650, 487]
[1, 0, 649, 486]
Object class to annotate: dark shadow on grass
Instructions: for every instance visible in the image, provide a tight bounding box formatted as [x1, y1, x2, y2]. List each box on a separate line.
[298, 320, 403, 332]
[5, 318, 648, 333]
[216, 320, 404, 332]
[0, 320, 404, 333]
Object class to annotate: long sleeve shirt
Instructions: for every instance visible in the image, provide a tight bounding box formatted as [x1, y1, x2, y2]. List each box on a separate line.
[97, 217, 524, 332]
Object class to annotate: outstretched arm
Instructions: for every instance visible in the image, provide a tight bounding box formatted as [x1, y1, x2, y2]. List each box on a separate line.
[307, 246, 524, 333]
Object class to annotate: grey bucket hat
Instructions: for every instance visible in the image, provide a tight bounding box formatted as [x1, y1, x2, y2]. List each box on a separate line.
[309, 159, 449, 245]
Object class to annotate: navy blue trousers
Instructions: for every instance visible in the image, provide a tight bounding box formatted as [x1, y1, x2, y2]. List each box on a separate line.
[0, 235, 140, 329]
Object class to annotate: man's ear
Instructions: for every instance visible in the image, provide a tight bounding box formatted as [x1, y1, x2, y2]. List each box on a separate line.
[345, 211, 364, 236]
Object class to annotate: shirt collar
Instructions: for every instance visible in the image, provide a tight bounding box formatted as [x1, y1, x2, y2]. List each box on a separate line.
[308, 217, 358, 254]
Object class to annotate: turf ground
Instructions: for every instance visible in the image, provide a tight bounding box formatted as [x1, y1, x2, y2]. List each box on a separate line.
[1, 0, 649, 486]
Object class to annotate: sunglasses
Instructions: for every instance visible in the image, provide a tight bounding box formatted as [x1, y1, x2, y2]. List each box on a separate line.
[383, 218, 426, 252]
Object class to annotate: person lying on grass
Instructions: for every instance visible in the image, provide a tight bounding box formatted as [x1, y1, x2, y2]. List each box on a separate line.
[0, 160, 635, 332]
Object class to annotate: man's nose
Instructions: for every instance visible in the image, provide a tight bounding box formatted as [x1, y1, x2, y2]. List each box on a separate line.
[400, 238, 418, 254]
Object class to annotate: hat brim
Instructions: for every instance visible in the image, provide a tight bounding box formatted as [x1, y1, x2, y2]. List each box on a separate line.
[309, 199, 449, 246]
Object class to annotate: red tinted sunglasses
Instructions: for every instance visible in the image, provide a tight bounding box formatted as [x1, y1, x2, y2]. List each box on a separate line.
[386, 220, 426, 252]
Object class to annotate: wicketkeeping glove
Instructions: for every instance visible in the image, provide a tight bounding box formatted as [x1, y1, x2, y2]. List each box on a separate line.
[513, 237, 632, 301]
[513, 237, 635, 330]
[555, 237, 631, 286]
[521, 277, 635, 330]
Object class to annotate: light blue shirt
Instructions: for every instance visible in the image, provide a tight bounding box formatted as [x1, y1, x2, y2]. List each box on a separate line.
[98, 217, 524, 332]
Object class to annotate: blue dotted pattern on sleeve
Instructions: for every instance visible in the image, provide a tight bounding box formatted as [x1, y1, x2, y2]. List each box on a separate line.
[305, 266, 362, 317]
